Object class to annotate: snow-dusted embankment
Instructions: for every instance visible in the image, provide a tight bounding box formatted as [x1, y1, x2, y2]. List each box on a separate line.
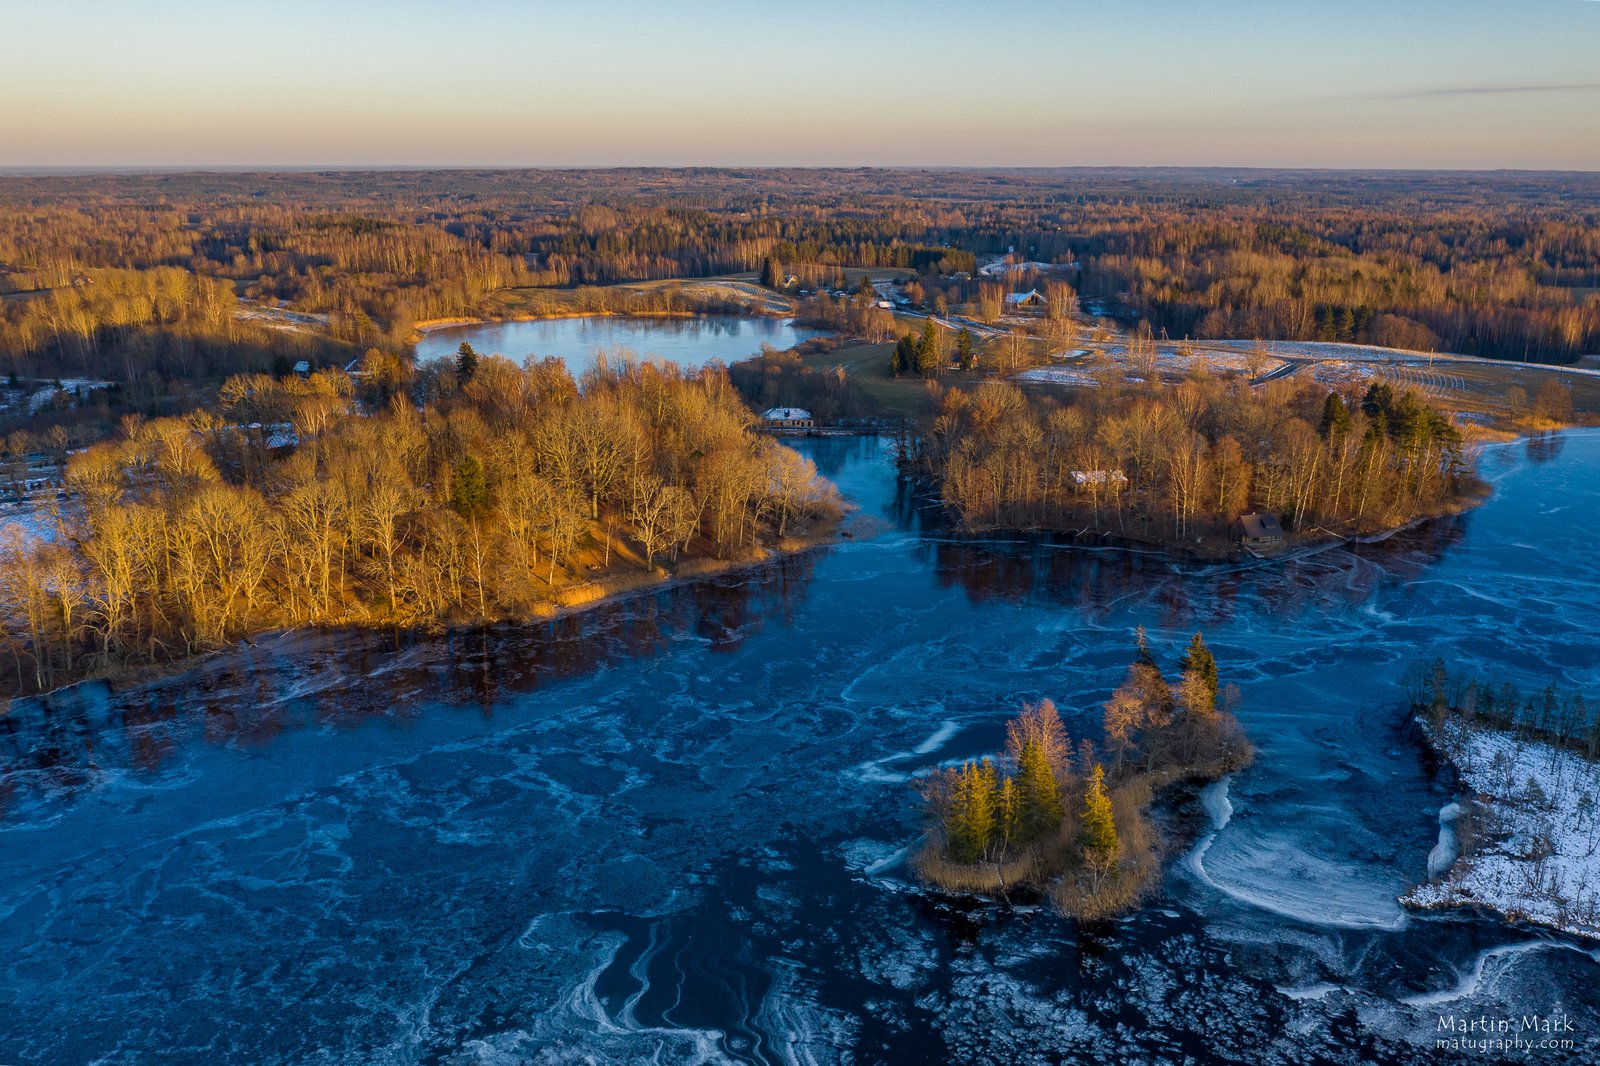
[1406, 720, 1600, 939]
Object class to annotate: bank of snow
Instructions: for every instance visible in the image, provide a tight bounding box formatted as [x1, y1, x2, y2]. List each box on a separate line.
[1406, 720, 1600, 940]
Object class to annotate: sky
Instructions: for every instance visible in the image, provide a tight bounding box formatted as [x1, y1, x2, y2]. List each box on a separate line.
[4, 0, 1599, 170]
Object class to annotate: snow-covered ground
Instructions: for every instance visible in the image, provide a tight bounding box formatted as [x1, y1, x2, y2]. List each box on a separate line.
[0, 379, 111, 417]
[1017, 344, 1259, 388]
[1406, 720, 1600, 940]
[977, 258, 1072, 277]
[0, 500, 60, 550]
[1204, 338, 1600, 380]
[235, 303, 329, 332]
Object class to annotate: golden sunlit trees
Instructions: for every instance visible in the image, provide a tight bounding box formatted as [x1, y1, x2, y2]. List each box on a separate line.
[918, 630, 1252, 917]
[910, 373, 1475, 551]
[0, 358, 841, 698]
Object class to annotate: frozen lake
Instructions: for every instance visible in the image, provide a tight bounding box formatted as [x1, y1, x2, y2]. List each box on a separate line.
[3, 432, 1600, 1063]
[413, 315, 823, 373]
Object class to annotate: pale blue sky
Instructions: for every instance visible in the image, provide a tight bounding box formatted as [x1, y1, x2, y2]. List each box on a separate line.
[4, 0, 1598, 168]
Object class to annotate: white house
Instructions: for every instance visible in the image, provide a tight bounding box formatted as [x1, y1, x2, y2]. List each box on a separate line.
[1070, 470, 1128, 488]
[762, 407, 814, 429]
[1005, 290, 1047, 309]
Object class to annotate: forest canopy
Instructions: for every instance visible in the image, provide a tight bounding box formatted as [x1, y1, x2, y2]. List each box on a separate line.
[2, 168, 1596, 391]
[905, 371, 1478, 552]
[0, 357, 841, 698]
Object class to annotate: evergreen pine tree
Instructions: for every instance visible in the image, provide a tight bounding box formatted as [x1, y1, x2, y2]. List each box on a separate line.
[456, 342, 479, 385]
[760, 257, 782, 289]
[1079, 763, 1119, 861]
[1178, 631, 1219, 710]
[452, 454, 489, 517]
[1016, 738, 1065, 842]
[1361, 381, 1394, 420]
[857, 273, 876, 298]
[1320, 393, 1353, 439]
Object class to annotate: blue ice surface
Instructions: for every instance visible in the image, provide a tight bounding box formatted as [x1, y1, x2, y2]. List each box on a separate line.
[3, 431, 1599, 1064]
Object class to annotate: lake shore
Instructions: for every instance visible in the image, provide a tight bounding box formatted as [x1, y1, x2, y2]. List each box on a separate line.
[1404, 717, 1600, 942]
[1, 525, 840, 715]
[902, 474, 1492, 566]
[412, 306, 789, 337]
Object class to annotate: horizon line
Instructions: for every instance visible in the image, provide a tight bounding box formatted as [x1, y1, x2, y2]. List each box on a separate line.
[4, 163, 1600, 177]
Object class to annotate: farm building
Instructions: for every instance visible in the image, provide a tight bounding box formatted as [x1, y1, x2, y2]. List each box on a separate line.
[762, 407, 814, 429]
[1005, 289, 1046, 309]
[1237, 512, 1285, 548]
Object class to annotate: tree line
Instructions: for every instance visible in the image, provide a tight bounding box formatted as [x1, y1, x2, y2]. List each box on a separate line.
[0, 357, 841, 698]
[906, 370, 1478, 551]
[1411, 659, 1600, 763]
[5, 168, 1594, 399]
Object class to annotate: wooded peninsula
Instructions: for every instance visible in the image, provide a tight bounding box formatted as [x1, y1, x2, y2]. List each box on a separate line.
[904, 371, 1482, 556]
[0, 354, 840, 698]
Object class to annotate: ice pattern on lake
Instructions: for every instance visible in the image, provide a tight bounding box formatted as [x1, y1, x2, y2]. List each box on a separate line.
[3, 432, 1600, 1064]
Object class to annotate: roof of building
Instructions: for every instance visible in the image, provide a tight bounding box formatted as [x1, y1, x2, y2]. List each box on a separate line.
[1239, 512, 1285, 539]
[1005, 289, 1046, 305]
[762, 407, 812, 421]
[1070, 470, 1128, 485]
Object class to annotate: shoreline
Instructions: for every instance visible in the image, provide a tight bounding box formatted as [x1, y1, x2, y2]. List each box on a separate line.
[412, 306, 791, 339]
[1404, 716, 1600, 942]
[2, 528, 839, 713]
[902, 479, 1491, 567]
[915, 753, 1253, 920]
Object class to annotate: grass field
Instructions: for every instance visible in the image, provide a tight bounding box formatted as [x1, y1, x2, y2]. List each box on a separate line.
[797, 340, 935, 420]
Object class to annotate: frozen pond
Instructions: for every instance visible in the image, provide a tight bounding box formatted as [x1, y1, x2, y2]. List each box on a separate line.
[413, 315, 823, 373]
[3, 432, 1600, 1063]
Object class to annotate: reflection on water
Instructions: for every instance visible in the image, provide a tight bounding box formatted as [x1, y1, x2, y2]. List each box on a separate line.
[899, 491, 1470, 628]
[5, 432, 1600, 1065]
[1526, 430, 1566, 463]
[413, 315, 824, 373]
[0, 553, 819, 801]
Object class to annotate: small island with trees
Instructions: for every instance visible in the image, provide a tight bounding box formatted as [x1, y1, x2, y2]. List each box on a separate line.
[916, 629, 1252, 919]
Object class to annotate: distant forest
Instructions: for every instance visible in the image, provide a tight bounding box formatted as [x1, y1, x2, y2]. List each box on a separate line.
[2, 169, 1597, 391]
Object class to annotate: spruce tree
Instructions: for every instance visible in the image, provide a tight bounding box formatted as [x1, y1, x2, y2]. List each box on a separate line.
[452, 454, 489, 518]
[1016, 738, 1065, 842]
[1079, 763, 1119, 862]
[1320, 393, 1352, 439]
[456, 342, 479, 385]
[891, 333, 916, 377]
[1134, 625, 1158, 671]
[995, 775, 1021, 855]
[956, 327, 974, 370]
[916, 318, 940, 376]
[1178, 631, 1219, 710]
[946, 759, 997, 864]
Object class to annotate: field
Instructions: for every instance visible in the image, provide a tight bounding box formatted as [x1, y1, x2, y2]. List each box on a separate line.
[1014, 336, 1600, 427]
[796, 339, 932, 420]
[480, 275, 797, 320]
